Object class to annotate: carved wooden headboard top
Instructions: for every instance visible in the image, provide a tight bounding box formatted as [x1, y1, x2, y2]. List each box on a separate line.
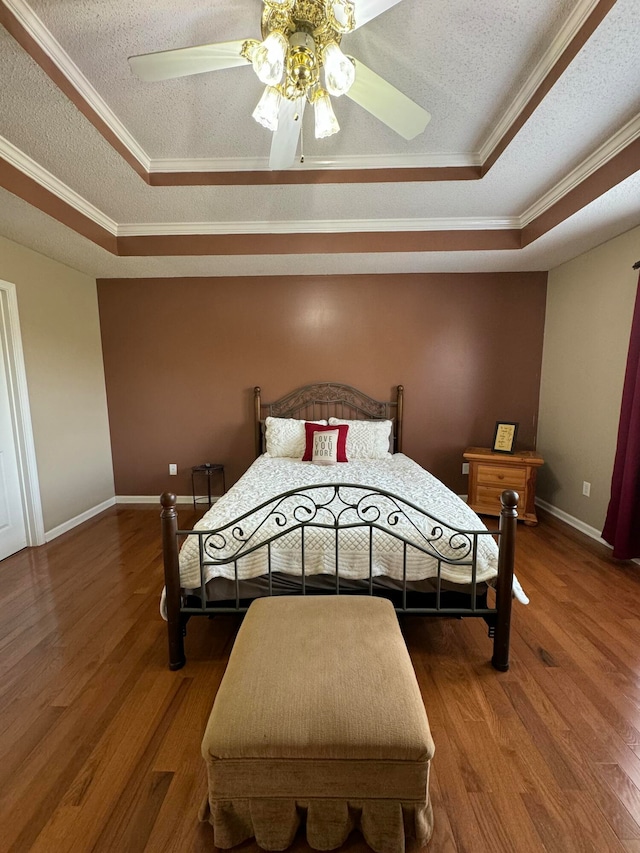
[254, 382, 404, 456]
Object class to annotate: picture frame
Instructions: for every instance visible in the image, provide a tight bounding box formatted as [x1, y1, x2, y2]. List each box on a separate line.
[492, 421, 519, 454]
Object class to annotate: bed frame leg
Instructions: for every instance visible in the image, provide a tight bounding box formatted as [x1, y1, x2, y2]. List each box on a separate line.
[492, 490, 518, 672]
[161, 492, 186, 671]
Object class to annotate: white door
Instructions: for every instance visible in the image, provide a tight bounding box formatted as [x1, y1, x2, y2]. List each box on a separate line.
[0, 318, 27, 560]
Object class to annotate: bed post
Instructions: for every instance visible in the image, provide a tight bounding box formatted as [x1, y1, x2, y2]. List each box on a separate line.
[254, 386, 262, 458]
[161, 492, 186, 671]
[396, 385, 404, 453]
[491, 489, 518, 672]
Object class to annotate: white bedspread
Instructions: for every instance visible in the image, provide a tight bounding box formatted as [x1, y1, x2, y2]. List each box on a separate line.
[177, 454, 523, 597]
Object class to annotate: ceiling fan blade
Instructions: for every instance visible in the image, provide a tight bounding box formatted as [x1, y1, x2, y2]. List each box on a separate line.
[128, 40, 251, 82]
[269, 97, 306, 170]
[352, 0, 403, 30]
[346, 58, 430, 139]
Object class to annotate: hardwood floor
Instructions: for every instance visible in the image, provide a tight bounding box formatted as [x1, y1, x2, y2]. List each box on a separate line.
[1, 505, 640, 852]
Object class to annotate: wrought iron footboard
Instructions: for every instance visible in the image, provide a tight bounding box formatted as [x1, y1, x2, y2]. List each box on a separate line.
[160, 486, 518, 672]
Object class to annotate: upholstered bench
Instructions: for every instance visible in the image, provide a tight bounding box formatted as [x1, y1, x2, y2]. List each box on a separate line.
[199, 596, 435, 852]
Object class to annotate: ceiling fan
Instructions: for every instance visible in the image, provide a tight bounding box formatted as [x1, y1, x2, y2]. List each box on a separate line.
[128, 0, 431, 170]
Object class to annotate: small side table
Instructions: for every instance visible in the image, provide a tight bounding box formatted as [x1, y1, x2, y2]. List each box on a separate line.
[191, 464, 226, 509]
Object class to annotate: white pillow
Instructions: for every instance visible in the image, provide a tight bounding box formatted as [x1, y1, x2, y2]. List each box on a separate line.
[328, 418, 392, 460]
[311, 429, 339, 465]
[265, 417, 327, 458]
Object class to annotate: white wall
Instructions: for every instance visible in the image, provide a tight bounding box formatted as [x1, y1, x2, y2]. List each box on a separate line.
[537, 224, 640, 531]
[0, 235, 114, 533]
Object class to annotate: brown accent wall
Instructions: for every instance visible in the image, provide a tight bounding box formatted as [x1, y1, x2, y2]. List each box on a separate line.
[97, 273, 547, 498]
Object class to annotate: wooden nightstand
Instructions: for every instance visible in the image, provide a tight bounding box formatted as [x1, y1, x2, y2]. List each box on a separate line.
[463, 447, 544, 525]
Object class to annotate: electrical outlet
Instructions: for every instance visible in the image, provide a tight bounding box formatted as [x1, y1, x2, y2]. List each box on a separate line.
[582, 481, 591, 497]
[169, 463, 177, 476]
[462, 462, 469, 475]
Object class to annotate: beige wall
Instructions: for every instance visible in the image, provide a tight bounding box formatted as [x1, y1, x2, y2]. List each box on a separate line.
[0, 235, 114, 532]
[537, 224, 640, 530]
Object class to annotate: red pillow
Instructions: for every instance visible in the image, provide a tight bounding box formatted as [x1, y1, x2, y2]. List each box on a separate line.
[303, 423, 349, 462]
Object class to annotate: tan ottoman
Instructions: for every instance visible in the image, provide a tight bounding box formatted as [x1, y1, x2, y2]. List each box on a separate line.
[199, 596, 435, 853]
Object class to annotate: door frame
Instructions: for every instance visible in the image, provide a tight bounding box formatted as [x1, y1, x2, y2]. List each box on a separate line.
[0, 279, 45, 547]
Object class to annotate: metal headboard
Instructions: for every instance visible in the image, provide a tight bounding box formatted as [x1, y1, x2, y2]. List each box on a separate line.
[254, 382, 404, 457]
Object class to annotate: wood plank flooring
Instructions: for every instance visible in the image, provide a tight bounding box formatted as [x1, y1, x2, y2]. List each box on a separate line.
[1, 504, 640, 851]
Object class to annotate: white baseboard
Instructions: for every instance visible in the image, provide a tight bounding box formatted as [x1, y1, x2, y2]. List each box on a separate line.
[535, 497, 640, 566]
[535, 497, 608, 543]
[45, 496, 116, 542]
[43, 495, 220, 542]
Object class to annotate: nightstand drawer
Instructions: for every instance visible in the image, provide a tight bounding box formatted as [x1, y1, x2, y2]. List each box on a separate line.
[476, 464, 526, 490]
[475, 485, 521, 512]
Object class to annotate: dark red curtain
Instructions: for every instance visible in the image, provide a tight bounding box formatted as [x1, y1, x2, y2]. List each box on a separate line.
[602, 272, 640, 559]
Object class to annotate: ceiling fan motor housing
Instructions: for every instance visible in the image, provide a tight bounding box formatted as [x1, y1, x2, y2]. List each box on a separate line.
[287, 32, 319, 94]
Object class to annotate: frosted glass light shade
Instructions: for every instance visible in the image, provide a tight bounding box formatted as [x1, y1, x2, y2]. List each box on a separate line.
[251, 31, 288, 85]
[252, 86, 282, 131]
[322, 42, 355, 96]
[313, 89, 340, 138]
[324, 0, 355, 33]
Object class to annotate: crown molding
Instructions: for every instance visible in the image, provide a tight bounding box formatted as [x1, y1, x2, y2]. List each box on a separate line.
[0, 135, 118, 234]
[3, 111, 637, 245]
[148, 152, 482, 173]
[520, 112, 640, 227]
[116, 217, 517, 237]
[0, 133, 493, 235]
[478, 0, 604, 162]
[2, 0, 150, 172]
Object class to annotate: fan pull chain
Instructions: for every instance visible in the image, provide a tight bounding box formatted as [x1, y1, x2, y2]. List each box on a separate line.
[299, 111, 305, 164]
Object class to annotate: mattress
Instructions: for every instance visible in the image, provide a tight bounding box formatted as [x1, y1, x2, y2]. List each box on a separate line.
[178, 453, 504, 592]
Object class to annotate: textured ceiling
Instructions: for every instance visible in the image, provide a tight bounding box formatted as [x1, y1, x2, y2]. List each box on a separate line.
[0, 0, 639, 277]
[29, 0, 576, 158]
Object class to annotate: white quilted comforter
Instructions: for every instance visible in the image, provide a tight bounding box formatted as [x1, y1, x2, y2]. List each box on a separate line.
[178, 454, 511, 592]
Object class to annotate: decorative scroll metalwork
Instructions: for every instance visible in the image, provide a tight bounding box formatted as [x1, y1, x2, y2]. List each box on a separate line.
[181, 484, 493, 570]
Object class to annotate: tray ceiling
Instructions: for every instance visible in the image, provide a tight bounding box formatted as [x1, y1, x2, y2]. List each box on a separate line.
[0, 0, 638, 277]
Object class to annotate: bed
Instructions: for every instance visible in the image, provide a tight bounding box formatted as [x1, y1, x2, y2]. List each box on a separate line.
[161, 383, 521, 672]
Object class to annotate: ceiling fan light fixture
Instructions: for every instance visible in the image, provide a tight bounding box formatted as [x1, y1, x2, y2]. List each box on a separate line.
[322, 42, 355, 96]
[129, 0, 433, 168]
[252, 85, 283, 131]
[251, 31, 288, 85]
[312, 88, 340, 138]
